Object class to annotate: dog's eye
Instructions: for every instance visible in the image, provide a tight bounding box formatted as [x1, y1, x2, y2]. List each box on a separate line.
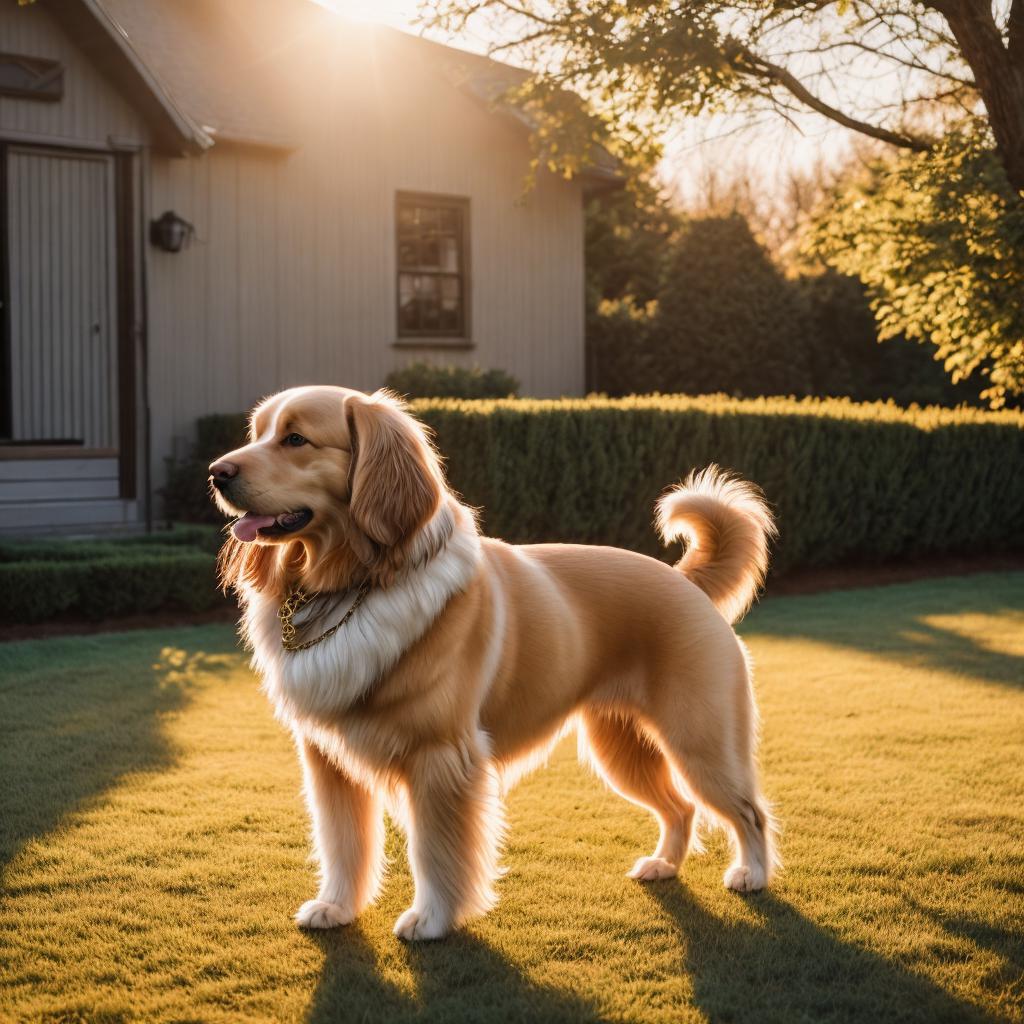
[283, 433, 308, 447]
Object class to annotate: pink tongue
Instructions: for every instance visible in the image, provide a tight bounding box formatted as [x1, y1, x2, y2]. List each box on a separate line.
[232, 513, 277, 542]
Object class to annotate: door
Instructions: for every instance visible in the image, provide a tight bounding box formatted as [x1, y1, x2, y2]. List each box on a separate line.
[3, 146, 118, 448]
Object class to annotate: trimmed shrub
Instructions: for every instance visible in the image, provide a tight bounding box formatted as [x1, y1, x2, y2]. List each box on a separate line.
[384, 363, 520, 400]
[412, 396, 1024, 573]
[162, 414, 249, 524]
[0, 552, 222, 624]
[162, 395, 1024, 577]
[0, 525, 221, 564]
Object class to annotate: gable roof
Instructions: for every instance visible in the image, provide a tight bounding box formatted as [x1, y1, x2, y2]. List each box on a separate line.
[53, 0, 621, 186]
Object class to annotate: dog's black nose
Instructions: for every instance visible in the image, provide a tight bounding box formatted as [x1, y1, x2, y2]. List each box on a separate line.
[209, 460, 239, 489]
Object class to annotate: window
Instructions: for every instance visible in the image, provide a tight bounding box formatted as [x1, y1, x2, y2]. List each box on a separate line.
[0, 55, 64, 101]
[396, 193, 468, 339]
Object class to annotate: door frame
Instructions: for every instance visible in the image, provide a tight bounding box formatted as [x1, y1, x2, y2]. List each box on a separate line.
[0, 139, 139, 500]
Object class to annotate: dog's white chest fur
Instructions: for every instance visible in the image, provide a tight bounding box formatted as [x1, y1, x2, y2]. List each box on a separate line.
[244, 504, 482, 725]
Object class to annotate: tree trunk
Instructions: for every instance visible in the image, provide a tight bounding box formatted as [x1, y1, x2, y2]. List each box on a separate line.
[942, 0, 1024, 194]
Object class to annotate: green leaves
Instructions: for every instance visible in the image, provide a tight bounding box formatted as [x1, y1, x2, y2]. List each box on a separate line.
[809, 126, 1024, 408]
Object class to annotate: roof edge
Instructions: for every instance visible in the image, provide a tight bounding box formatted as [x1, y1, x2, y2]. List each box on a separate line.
[57, 0, 214, 154]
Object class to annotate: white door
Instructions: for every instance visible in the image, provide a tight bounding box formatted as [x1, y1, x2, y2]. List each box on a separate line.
[5, 146, 118, 448]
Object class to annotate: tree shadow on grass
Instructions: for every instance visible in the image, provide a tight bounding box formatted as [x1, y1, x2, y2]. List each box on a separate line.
[303, 925, 605, 1024]
[644, 885, 995, 1024]
[0, 631, 234, 879]
[746, 573, 1024, 690]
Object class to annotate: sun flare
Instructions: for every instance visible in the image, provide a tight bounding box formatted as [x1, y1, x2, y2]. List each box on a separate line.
[313, 0, 418, 26]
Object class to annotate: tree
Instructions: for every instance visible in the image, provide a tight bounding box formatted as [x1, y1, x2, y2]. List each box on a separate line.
[810, 126, 1024, 406]
[423, 0, 1024, 405]
[422, 1, 1024, 194]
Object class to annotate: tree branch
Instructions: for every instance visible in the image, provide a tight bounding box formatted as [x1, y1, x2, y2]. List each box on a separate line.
[731, 42, 933, 151]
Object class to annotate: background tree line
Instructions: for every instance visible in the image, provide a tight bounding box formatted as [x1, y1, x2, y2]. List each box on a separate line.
[425, 0, 1024, 408]
[584, 172, 984, 407]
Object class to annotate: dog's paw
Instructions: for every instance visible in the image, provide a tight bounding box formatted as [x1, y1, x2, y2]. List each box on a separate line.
[295, 899, 355, 929]
[627, 856, 678, 882]
[393, 905, 452, 942]
[723, 864, 767, 893]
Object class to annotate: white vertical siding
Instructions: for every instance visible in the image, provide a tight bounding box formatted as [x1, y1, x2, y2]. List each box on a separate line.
[147, 37, 585, 481]
[0, 3, 150, 146]
[7, 147, 118, 446]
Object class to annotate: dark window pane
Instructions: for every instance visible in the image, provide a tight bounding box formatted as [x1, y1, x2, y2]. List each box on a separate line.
[398, 240, 419, 268]
[396, 195, 467, 336]
[420, 237, 441, 268]
[439, 236, 458, 272]
[398, 274, 419, 330]
[417, 206, 440, 231]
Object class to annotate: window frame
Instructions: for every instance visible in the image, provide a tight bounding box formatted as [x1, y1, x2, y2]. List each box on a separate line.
[394, 191, 471, 344]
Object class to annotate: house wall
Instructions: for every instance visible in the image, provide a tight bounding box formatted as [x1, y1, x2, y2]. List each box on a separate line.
[1, 5, 587, 529]
[0, 3, 149, 147]
[0, 2, 147, 533]
[146, 35, 585, 481]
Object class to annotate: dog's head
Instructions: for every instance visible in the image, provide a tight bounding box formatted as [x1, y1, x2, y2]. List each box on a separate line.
[210, 386, 445, 594]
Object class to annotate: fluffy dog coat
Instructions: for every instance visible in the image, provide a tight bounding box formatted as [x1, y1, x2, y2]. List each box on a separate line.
[211, 386, 778, 940]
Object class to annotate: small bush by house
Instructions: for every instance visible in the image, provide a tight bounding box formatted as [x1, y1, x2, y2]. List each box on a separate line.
[384, 363, 520, 400]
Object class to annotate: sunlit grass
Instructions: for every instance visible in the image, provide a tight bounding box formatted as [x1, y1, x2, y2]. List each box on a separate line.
[1, 574, 1022, 1022]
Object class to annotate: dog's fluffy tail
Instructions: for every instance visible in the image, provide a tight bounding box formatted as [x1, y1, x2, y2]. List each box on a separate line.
[656, 465, 776, 624]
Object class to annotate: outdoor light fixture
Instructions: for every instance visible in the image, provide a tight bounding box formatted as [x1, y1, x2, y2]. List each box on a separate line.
[150, 210, 195, 253]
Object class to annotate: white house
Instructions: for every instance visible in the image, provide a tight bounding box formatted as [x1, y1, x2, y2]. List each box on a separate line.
[0, 0, 618, 534]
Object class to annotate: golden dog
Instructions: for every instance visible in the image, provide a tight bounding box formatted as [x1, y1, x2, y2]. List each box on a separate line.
[210, 385, 778, 940]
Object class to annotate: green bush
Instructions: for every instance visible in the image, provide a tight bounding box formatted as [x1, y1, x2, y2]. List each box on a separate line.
[162, 394, 1024, 578]
[651, 216, 813, 398]
[411, 395, 1024, 573]
[0, 525, 221, 563]
[161, 414, 249, 524]
[0, 552, 222, 624]
[384, 363, 520, 400]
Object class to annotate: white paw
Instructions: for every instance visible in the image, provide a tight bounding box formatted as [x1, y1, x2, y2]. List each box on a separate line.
[393, 905, 452, 941]
[295, 899, 355, 929]
[724, 864, 767, 893]
[627, 856, 679, 881]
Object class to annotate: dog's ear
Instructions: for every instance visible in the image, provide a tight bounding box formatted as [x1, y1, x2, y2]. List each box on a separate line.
[345, 391, 444, 562]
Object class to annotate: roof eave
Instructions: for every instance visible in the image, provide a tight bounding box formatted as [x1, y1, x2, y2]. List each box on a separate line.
[56, 0, 214, 154]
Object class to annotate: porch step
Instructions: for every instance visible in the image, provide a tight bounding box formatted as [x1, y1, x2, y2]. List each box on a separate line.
[0, 498, 140, 535]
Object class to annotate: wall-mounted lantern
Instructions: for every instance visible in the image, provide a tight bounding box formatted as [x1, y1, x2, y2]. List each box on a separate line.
[150, 210, 195, 253]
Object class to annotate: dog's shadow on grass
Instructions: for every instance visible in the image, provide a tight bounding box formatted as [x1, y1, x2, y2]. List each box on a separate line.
[302, 885, 992, 1024]
[303, 924, 605, 1024]
[0, 633, 231, 878]
[645, 885, 992, 1024]
[748, 572, 1024, 690]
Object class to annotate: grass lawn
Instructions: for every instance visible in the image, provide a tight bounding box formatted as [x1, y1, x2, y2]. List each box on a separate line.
[1, 573, 1023, 1024]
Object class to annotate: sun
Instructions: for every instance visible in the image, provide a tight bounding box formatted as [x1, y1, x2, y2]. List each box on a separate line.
[311, 0, 419, 27]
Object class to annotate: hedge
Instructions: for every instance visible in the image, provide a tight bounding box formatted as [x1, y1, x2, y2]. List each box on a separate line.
[165, 395, 1024, 575]
[0, 552, 223, 624]
[410, 396, 1023, 572]
[0, 525, 220, 564]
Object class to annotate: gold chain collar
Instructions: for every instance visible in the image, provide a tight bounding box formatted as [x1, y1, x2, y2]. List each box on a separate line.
[278, 579, 372, 652]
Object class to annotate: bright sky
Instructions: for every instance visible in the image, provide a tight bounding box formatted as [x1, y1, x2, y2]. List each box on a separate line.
[321, 0, 855, 203]
[323, 0, 428, 29]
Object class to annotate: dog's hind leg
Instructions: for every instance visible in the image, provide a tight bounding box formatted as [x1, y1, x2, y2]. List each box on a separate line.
[294, 737, 386, 928]
[647, 674, 777, 893]
[579, 710, 697, 881]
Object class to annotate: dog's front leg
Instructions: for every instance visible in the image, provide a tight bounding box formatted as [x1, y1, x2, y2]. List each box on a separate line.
[294, 737, 385, 929]
[394, 733, 505, 941]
